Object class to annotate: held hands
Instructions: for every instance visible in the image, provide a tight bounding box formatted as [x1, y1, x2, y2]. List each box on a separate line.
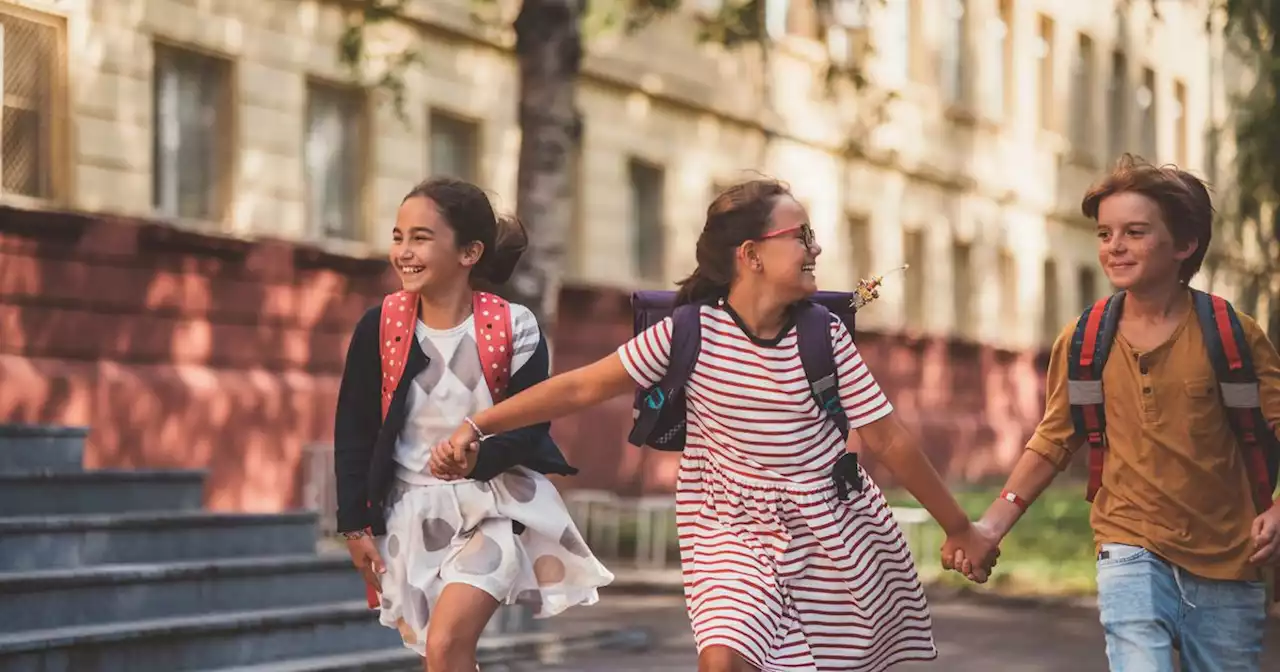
[427, 422, 480, 480]
[1249, 505, 1280, 566]
[940, 519, 1002, 583]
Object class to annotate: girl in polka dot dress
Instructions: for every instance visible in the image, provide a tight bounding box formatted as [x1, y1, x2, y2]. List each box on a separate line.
[333, 178, 613, 670]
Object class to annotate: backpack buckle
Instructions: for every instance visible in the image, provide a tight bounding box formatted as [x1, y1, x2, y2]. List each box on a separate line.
[644, 387, 666, 410]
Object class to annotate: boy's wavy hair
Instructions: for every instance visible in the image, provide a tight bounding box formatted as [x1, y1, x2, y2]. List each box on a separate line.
[1081, 154, 1214, 284]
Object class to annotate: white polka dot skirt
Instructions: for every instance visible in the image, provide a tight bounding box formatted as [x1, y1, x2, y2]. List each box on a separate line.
[374, 468, 615, 654]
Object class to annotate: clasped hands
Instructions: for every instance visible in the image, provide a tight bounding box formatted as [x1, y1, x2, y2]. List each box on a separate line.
[940, 519, 1002, 583]
[426, 422, 481, 480]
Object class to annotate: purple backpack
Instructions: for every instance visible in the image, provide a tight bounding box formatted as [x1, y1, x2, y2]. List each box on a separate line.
[626, 291, 857, 453]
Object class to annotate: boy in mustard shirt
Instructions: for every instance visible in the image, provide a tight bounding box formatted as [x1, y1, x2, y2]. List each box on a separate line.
[953, 155, 1280, 671]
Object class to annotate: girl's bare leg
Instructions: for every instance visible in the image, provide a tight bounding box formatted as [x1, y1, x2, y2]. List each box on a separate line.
[422, 583, 500, 672]
[698, 644, 761, 672]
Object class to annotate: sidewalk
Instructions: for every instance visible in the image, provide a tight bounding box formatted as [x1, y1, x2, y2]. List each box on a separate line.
[527, 580, 1280, 671]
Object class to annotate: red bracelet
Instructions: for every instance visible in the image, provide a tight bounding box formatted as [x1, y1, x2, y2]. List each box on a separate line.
[999, 489, 1029, 512]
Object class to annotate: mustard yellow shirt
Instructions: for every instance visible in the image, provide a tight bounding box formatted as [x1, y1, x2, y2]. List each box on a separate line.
[1029, 303, 1280, 581]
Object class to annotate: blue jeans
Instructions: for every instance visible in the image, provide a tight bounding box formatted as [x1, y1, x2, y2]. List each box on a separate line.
[1096, 543, 1267, 671]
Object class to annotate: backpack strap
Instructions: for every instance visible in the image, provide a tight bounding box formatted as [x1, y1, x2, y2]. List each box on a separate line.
[627, 303, 702, 448]
[794, 302, 849, 439]
[379, 291, 419, 420]
[473, 291, 514, 403]
[1069, 292, 1124, 503]
[1191, 289, 1277, 514]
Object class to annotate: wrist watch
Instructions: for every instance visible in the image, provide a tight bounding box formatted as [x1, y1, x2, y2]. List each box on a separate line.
[342, 529, 369, 540]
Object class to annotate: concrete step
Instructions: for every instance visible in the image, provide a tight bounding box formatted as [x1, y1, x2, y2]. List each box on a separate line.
[0, 469, 206, 515]
[0, 554, 365, 633]
[0, 511, 318, 571]
[0, 601, 400, 672]
[0, 424, 85, 473]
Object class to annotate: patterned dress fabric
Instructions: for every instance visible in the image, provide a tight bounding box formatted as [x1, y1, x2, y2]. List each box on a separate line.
[617, 303, 935, 671]
[375, 303, 613, 654]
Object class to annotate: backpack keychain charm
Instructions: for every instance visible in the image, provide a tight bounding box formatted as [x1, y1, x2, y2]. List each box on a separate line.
[851, 264, 909, 310]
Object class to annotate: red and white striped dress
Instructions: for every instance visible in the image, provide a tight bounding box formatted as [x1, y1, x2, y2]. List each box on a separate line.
[617, 303, 936, 671]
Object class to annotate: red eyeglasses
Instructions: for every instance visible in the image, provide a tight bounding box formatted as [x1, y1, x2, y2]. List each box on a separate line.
[758, 224, 816, 248]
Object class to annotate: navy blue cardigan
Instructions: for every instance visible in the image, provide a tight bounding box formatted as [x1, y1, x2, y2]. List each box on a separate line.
[332, 304, 577, 535]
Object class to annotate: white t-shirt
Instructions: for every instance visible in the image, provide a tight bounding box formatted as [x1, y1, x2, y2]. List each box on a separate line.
[393, 303, 540, 484]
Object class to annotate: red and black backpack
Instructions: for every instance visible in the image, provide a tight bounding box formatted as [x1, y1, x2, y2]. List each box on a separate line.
[1067, 289, 1279, 513]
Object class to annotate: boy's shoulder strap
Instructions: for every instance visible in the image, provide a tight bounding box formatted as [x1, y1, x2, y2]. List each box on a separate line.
[794, 300, 849, 438]
[379, 291, 418, 419]
[1068, 292, 1125, 382]
[1190, 289, 1278, 513]
[1190, 289, 1253, 380]
[1067, 291, 1123, 503]
[473, 291, 514, 403]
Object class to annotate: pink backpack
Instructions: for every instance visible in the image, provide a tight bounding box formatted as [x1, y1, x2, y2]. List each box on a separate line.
[363, 289, 513, 608]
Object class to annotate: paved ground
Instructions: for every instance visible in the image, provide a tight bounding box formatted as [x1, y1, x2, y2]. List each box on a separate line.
[530, 590, 1280, 671]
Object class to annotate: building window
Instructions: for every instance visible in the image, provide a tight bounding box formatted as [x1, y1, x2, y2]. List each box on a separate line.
[1108, 52, 1128, 163]
[1036, 15, 1055, 131]
[152, 44, 232, 223]
[940, 0, 967, 105]
[1041, 258, 1060, 343]
[785, 0, 821, 39]
[998, 0, 1013, 117]
[1078, 265, 1098, 309]
[629, 159, 665, 282]
[848, 214, 871, 284]
[985, 0, 1011, 119]
[903, 229, 925, 329]
[305, 81, 365, 240]
[1138, 67, 1157, 160]
[881, 0, 910, 86]
[1174, 79, 1187, 166]
[429, 111, 479, 183]
[1070, 34, 1095, 158]
[1, 9, 62, 200]
[953, 242, 973, 338]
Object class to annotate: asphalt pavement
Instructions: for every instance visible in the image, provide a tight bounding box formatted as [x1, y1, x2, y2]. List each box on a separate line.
[527, 590, 1280, 671]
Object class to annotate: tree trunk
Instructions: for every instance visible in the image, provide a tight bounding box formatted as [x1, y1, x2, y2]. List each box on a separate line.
[506, 0, 585, 334]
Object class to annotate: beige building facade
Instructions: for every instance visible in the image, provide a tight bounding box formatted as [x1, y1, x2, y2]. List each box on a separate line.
[1, 0, 1257, 350]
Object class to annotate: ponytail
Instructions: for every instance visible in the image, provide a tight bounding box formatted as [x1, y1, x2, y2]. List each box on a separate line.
[472, 214, 527, 286]
[674, 266, 728, 306]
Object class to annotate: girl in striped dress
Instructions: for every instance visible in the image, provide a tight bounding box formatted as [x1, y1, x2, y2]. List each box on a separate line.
[430, 179, 999, 671]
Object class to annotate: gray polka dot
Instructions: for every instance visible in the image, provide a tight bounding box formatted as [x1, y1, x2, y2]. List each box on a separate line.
[381, 595, 394, 611]
[422, 518, 456, 552]
[559, 526, 590, 558]
[456, 532, 504, 575]
[505, 470, 538, 503]
[387, 534, 401, 558]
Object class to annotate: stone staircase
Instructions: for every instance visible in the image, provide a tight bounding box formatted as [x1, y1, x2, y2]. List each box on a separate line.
[0, 423, 419, 671]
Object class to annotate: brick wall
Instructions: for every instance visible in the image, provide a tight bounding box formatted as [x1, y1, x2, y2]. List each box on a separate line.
[1, 208, 1055, 513]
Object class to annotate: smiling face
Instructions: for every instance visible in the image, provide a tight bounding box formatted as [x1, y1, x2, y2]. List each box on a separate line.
[744, 196, 822, 301]
[1095, 191, 1197, 291]
[389, 195, 482, 294]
